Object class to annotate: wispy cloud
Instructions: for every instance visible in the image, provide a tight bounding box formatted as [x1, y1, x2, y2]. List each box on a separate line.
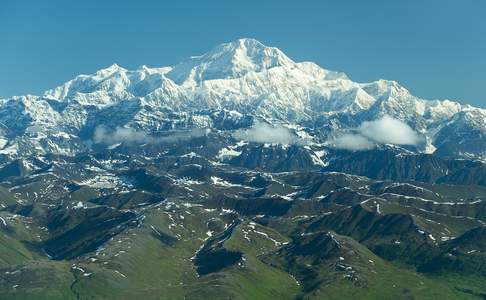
[233, 121, 305, 145]
[330, 133, 375, 150]
[359, 116, 420, 145]
[94, 126, 149, 144]
[93, 126, 209, 145]
[328, 116, 421, 151]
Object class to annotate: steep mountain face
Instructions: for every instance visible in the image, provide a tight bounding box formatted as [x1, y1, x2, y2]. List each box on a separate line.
[1, 38, 485, 159]
[1, 39, 486, 299]
[167, 38, 295, 84]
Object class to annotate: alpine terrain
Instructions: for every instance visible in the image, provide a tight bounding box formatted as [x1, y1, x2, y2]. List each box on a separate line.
[0, 38, 485, 299]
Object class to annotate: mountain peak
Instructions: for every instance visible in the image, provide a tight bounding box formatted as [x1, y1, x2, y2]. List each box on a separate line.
[219, 37, 280, 53]
[167, 38, 294, 85]
[219, 37, 264, 49]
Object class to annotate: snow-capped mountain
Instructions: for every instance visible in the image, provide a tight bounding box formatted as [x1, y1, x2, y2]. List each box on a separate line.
[0, 38, 485, 159]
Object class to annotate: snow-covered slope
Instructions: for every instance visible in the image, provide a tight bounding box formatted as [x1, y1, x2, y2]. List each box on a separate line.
[0, 38, 485, 158]
[167, 38, 295, 84]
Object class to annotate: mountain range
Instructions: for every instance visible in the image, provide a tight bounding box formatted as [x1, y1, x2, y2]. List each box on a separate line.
[1, 38, 485, 159]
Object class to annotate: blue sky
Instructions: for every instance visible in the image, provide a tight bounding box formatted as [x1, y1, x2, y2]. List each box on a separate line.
[1, 0, 485, 107]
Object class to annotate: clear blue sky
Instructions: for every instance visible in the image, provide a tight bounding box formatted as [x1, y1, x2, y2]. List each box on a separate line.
[1, 0, 485, 107]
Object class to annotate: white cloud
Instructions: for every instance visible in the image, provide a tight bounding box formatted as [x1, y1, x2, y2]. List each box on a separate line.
[358, 116, 420, 145]
[330, 133, 375, 150]
[233, 121, 304, 145]
[328, 116, 422, 151]
[93, 126, 209, 145]
[94, 126, 149, 144]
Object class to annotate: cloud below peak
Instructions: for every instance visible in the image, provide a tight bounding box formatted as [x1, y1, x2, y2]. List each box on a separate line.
[330, 133, 375, 151]
[328, 115, 422, 151]
[93, 125, 209, 145]
[233, 121, 304, 145]
[359, 116, 420, 146]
